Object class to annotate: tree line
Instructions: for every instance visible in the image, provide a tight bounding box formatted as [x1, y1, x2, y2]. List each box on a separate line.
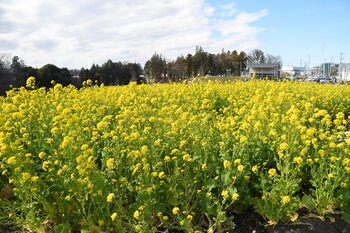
[144, 46, 247, 82]
[79, 60, 143, 85]
[0, 55, 143, 96]
[144, 47, 281, 82]
[0, 48, 280, 95]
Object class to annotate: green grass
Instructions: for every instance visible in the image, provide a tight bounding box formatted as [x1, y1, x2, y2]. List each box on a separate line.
[192, 76, 249, 83]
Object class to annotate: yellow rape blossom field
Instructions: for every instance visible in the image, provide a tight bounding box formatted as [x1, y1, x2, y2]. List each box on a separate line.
[0, 78, 350, 232]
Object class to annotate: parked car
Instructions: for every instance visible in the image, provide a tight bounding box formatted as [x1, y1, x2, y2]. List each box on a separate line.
[305, 77, 317, 82]
[318, 77, 334, 84]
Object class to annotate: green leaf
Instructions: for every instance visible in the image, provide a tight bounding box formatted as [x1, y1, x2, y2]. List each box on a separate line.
[206, 179, 218, 191]
[301, 194, 315, 209]
[221, 172, 231, 186]
[342, 211, 350, 224]
[54, 223, 71, 233]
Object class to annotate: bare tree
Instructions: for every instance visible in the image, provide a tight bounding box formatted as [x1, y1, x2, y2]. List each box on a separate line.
[266, 54, 282, 65]
[0, 52, 11, 70]
[0, 52, 12, 95]
[248, 49, 265, 64]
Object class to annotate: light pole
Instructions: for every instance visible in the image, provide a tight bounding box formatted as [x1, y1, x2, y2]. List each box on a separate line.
[340, 52, 349, 81]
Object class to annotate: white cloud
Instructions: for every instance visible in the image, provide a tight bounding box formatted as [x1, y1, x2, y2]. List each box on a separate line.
[0, 0, 267, 68]
[219, 2, 237, 17]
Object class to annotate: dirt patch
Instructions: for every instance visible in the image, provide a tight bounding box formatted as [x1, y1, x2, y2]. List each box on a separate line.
[233, 208, 269, 233]
[267, 216, 350, 233]
[233, 211, 350, 233]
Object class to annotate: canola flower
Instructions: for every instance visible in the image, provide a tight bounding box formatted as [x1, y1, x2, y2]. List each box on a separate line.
[223, 160, 232, 169]
[293, 157, 303, 165]
[106, 193, 115, 202]
[106, 158, 115, 169]
[111, 213, 117, 221]
[268, 168, 278, 177]
[281, 196, 291, 205]
[252, 165, 259, 173]
[172, 207, 180, 215]
[237, 165, 245, 172]
[0, 78, 349, 232]
[25, 76, 36, 89]
[133, 210, 140, 219]
[221, 190, 230, 199]
[232, 192, 240, 201]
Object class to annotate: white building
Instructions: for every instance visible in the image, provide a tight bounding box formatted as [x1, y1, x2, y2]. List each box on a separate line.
[281, 66, 305, 78]
[244, 63, 280, 78]
[339, 63, 350, 81]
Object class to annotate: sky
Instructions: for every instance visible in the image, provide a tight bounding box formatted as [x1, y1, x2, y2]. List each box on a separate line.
[0, 0, 349, 69]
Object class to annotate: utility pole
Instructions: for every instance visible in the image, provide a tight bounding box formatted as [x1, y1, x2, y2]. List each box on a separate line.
[308, 54, 311, 77]
[340, 52, 349, 81]
[340, 53, 344, 81]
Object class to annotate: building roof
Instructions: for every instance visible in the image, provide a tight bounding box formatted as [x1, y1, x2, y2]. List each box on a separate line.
[247, 63, 280, 68]
[293, 67, 304, 71]
[340, 63, 350, 67]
